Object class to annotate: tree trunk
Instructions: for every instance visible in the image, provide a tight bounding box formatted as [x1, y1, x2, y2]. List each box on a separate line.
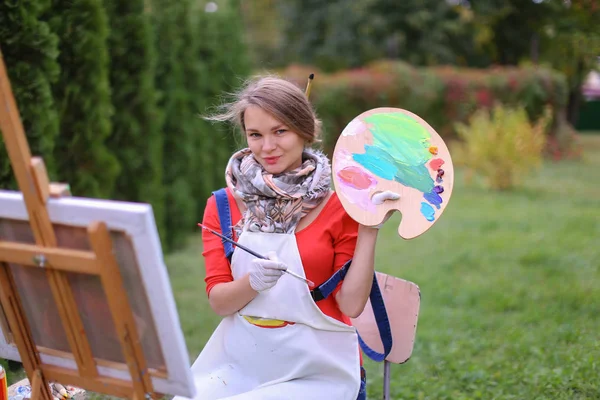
[567, 59, 586, 126]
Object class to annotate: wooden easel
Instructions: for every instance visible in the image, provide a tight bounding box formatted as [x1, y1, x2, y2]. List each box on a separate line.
[0, 48, 155, 399]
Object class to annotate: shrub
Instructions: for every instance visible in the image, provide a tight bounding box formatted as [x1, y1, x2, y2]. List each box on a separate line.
[278, 61, 571, 159]
[49, 0, 120, 199]
[0, 1, 60, 190]
[452, 104, 550, 190]
[104, 0, 166, 242]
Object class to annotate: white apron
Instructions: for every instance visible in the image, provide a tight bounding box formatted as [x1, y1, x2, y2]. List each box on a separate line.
[178, 231, 361, 400]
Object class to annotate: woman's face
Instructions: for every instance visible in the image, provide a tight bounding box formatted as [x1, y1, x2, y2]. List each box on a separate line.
[244, 105, 306, 174]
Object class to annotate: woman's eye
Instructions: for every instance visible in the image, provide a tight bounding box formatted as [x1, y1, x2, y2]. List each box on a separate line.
[276, 129, 287, 135]
[248, 132, 261, 138]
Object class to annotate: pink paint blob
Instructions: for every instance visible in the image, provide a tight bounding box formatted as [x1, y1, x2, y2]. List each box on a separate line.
[337, 166, 376, 190]
[429, 158, 445, 171]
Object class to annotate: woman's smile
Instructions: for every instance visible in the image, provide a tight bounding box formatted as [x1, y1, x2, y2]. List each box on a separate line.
[263, 156, 280, 165]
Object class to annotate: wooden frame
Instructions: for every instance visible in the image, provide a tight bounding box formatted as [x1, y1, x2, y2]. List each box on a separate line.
[0, 46, 195, 399]
[0, 191, 195, 397]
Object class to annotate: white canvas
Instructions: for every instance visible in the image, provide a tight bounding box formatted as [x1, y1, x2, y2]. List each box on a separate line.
[0, 190, 196, 398]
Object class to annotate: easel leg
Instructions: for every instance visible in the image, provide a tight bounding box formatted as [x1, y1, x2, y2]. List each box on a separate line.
[29, 369, 53, 400]
[0, 266, 53, 400]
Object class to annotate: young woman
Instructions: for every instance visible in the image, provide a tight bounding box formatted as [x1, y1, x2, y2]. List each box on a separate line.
[181, 76, 396, 400]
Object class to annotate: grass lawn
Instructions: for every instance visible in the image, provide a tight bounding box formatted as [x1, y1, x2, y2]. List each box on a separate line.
[2, 135, 599, 399]
[169, 134, 600, 400]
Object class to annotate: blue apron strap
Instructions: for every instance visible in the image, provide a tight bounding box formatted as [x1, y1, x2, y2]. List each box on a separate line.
[356, 274, 393, 362]
[311, 260, 393, 362]
[212, 188, 234, 262]
[211, 190, 393, 362]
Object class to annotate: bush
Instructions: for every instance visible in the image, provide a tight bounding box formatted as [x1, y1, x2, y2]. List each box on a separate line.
[104, 0, 166, 242]
[0, 1, 60, 190]
[279, 61, 571, 158]
[452, 104, 550, 190]
[49, 0, 120, 199]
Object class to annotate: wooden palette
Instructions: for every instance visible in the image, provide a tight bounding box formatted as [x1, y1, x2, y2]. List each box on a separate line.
[332, 108, 454, 239]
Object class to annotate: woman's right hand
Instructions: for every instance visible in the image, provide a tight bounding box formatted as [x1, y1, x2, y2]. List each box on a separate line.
[249, 251, 287, 292]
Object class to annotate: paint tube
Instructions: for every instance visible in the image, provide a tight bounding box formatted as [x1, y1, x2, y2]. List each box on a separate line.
[0, 365, 7, 400]
[53, 383, 69, 398]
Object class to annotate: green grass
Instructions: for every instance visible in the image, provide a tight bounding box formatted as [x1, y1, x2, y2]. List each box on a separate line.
[3, 136, 599, 399]
[169, 135, 600, 400]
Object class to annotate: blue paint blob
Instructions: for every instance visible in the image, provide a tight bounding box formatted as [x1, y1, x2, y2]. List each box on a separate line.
[353, 146, 397, 180]
[424, 189, 443, 209]
[420, 202, 435, 221]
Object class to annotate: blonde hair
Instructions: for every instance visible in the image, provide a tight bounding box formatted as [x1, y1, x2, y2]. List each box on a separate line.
[206, 75, 322, 144]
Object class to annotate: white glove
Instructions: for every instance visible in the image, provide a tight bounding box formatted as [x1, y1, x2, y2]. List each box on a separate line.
[371, 190, 401, 229]
[249, 251, 287, 292]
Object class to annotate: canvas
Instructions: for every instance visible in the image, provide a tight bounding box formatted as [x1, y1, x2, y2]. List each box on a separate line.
[0, 190, 195, 398]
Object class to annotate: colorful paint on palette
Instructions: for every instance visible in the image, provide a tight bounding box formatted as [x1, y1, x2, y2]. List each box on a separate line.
[348, 112, 448, 221]
[334, 149, 379, 213]
[423, 190, 443, 209]
[420, 202, 435, 222]
[335, 110, 449, 225]
[352, 112, 435, 193]
[337, 166, 377, 190]
[429, 158, 445, 171]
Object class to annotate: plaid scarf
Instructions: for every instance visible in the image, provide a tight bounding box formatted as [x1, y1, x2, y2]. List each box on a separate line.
[225, 147, 331, 235]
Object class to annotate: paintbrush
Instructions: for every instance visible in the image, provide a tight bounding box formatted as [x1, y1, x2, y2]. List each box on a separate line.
[198, 223, 315, 287]
[305, 73, 314, 99]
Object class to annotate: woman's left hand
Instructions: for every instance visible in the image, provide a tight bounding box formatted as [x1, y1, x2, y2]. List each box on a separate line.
[370, 190, 401, 229]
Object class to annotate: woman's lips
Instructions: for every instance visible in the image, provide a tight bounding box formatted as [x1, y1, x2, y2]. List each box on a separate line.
[263, 156, 280, 165]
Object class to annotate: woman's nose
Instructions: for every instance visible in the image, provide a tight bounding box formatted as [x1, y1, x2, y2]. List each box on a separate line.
[262, 136, 277, 151]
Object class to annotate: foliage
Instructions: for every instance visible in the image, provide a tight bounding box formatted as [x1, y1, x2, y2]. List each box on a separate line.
[48, 0, 120, 199]
[239, 0, 283, 68]
[0, 0, 60, 190]
[276, 0, 380, 72]
[191, 0, 251, 219]
[368, 0, 469, 66]
[466, 0, 557, 66]
[104, 0, 166, 243]
[150, 0, 197, 251]
[453, 104, 550, 190]
[150, 0, 249, 250]
[279, 61, 569, 158]
[539, 2, 600, 125]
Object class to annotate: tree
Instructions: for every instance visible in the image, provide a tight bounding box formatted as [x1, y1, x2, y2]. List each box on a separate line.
[468, 0, 557, 66]
[104, 0, 166, 240]
[278, 0, 380, 71]
[368, 0, 467, 66]
[0, 0, 60, 190]
[240, 0, 284, 67]
[48, 0, 120, 198]
[193, 0, 251, 216]
[151, 0, 197, 250]
[540, 0, 600, 125]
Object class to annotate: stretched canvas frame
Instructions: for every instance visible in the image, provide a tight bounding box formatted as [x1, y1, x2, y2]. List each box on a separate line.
[0, 190, 195, 398]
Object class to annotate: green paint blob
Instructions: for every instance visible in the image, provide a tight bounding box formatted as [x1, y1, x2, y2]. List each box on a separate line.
[353, 112, 434, 193]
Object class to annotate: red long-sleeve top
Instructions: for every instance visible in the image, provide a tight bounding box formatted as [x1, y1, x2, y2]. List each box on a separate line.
[202, 188, 359, 326]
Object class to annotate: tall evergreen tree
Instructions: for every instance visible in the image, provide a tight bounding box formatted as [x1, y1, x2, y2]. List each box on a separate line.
[0, 0, 60, 190]
[48, 0, 120, 198]
[104, 0, 166, 241]
[192, 0, 251, 217]
[279, 0, 379, 71]
[152, 0, 197, 251]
